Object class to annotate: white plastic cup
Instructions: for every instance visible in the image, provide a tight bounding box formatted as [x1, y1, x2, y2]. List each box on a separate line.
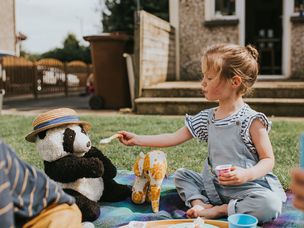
[215, 164, 232, 176]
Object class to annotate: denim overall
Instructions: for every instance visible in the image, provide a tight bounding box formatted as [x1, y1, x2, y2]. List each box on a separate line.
[175, 108, 286, 223]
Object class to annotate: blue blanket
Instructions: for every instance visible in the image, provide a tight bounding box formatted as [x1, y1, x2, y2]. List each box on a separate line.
[93, 171, 304, 228]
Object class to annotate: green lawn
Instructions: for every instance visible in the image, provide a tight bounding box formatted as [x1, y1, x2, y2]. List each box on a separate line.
[0, 114, 303, 190]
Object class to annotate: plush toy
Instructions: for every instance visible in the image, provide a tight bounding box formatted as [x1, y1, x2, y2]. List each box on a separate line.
[25, 108, 131, 222]
[132, 150, 167, 212]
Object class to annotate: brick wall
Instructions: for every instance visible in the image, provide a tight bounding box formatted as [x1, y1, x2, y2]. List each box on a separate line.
[0, 0, 16, 54]
[290, 21, 304, 78]
[179, 0, 238, 80]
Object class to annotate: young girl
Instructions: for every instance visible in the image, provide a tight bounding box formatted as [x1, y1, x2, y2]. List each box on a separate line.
[119, 43, 286, 223]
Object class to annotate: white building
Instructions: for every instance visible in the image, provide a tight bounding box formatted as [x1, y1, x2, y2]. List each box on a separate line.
[170, 0, 304, 80]
[0, 0, 26, 56]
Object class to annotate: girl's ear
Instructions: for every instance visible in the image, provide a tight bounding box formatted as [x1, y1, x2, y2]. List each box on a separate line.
[231, 75, 242, 88]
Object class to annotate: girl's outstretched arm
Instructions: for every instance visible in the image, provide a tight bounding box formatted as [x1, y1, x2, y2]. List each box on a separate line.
[118, 126, 193, 147]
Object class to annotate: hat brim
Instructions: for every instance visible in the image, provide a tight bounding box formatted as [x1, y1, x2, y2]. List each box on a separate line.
[25, 120, 91, 143]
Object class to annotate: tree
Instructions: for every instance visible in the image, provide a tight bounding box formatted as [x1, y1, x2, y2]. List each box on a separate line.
[20, 50, 40, 62]
[40, 33, 91, 63]
[102, 0, 169, 35]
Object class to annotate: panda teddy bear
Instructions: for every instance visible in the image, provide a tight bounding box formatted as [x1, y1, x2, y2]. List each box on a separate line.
[25, 108, 131, 222]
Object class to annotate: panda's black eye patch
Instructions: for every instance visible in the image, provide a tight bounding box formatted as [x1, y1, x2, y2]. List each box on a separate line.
[38, 131, 47, 139]
[63, 128, 76, 153]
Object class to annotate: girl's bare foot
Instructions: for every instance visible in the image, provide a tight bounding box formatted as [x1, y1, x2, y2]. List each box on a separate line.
[186, 201, 213, 218]
[196, 204, 228, 219]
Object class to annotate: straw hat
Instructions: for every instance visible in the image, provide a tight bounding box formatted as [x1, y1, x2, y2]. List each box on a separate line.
[25, 108, 91, 143]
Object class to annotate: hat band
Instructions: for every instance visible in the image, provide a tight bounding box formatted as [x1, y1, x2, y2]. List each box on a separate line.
[33, 115, 80, 130]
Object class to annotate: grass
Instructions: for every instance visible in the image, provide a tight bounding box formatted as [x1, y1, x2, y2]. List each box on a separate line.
[0, 114, 303, 190]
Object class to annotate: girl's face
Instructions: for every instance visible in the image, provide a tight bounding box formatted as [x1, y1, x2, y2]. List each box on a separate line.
[201, 62, 233, 101]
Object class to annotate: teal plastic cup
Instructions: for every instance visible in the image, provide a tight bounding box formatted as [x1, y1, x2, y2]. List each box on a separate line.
[228, 214, 258, 228]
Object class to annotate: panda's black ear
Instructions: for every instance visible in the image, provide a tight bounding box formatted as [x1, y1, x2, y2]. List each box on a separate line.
[38, 131, 47, 140]
[80, 125, 86, 135]
[63, 128, 76, 153]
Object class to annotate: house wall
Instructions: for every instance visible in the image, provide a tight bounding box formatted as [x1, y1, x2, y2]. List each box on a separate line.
[290, 21, 304, 78]
[0, 0, 16, 54]
[179, 0, 238, 80]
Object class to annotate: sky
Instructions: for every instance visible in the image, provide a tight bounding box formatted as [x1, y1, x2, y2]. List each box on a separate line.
[16, 0, 104, 54]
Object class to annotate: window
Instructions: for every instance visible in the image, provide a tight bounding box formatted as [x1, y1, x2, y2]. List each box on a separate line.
[205, 0, 238, 21]
[294, 0, 304, 15]
[215, 0, 236, 16]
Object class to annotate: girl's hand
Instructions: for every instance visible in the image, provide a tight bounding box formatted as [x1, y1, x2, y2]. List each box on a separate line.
[118, 131, 138, 146]
[218, 166, 251, 185]
[290, 168, 304, 211]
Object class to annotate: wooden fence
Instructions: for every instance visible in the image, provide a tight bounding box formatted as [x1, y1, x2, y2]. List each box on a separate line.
[0, 57, 92, 98]
[134, 10, 176, 97]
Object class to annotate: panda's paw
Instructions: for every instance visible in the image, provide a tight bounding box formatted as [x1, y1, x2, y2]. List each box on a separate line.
[89, 158, 104, 177]
[87, 146, 102, 157]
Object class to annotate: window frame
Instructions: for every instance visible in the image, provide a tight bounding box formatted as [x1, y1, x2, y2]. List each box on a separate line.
[292, 0, 304, 16]
[205, 0, 239, 21]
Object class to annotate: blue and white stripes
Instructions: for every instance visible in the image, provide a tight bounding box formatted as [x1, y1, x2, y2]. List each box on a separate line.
[0, 140, 75, 227]
[33, 115, 80, 130]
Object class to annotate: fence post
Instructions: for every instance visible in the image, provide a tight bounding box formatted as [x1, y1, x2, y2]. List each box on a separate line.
[0, 89, 4, 115]
[64, 63, 68, 96]
[87, 64, 91, 80]
[33, 64, 38, 98]
[0, 63, 3, 115]
[0, 61, 6, 93]
[0, 63, 3, 91]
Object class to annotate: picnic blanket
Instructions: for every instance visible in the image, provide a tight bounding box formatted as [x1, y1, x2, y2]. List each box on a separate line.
[93, 171, 304, 228]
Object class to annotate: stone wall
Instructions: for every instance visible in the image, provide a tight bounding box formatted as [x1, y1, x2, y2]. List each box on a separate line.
[179, 0, 238, 80]
[0, 0, 15, 54]
[135, 10, 175, 94]
[290, 20, 304, 78]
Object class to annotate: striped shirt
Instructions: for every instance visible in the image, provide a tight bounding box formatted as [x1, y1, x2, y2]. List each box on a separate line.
[0, 139, 75, 228]
[185, 103, 271, 153]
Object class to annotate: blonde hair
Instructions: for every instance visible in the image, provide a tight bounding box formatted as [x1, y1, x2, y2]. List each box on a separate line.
[202, 43, 259, 95]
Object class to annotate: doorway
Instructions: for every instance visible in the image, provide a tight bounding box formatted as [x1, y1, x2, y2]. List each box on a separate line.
[245, 0, 282, 75]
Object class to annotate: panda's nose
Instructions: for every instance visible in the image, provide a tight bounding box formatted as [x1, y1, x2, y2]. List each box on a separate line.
[87, 141, 91, 148]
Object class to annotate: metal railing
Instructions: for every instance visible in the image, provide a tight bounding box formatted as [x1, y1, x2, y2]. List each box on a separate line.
[0, 56, 92, 98]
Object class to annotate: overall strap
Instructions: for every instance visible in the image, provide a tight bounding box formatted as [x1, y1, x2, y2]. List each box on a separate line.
[202, 160, 223, 205]
[203, 108, 222, 205]
[207, 108, 214, 123]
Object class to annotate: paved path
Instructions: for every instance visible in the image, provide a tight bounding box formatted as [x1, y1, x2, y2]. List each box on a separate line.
[2, 95, 129, 116]
[147, 81, 304, 89]
[2, 95, 304, 121]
